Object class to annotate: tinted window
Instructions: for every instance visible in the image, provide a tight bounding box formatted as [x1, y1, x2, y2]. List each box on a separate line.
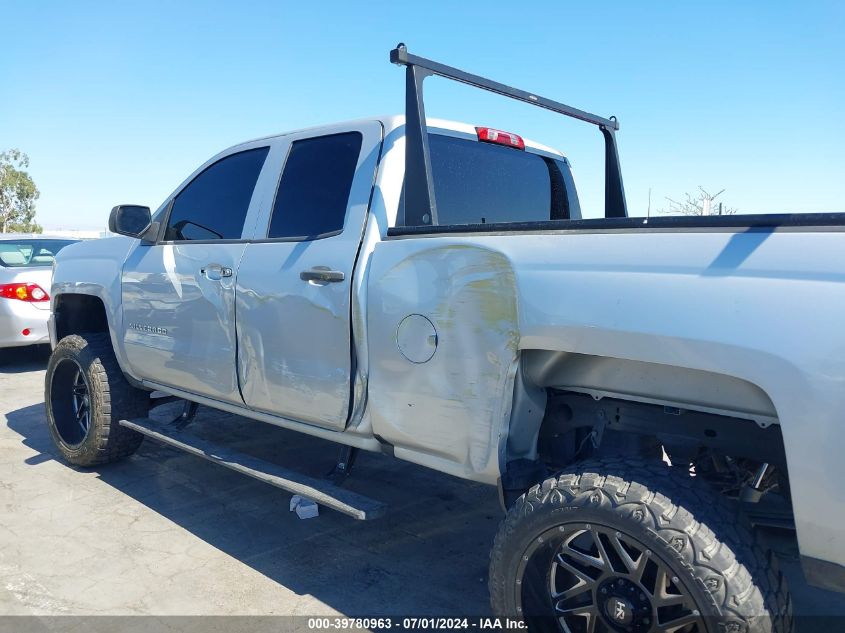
[403, 134, 577, 226]
[0, 239, 77, 267]
[165, 147, 269, 241]
[268, 132, 362, 239]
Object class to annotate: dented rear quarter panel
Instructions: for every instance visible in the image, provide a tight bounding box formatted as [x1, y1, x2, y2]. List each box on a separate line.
[367, 241, 520, 483]
[366, 227, 845, 569]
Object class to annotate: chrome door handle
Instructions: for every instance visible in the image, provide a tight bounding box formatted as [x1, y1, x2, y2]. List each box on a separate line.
[300, 267, 345, 283]
[201, 265, 233, 281]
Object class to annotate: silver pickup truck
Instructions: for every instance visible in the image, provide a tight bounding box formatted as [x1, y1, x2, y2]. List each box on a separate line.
[44, 46, 844, 632]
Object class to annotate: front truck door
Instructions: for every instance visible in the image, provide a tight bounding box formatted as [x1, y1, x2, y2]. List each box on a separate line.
[121, 143, 273, 403]
[235, 122, 382, 431]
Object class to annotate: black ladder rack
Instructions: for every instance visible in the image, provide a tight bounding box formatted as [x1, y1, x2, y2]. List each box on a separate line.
[389, 43, 628, 227]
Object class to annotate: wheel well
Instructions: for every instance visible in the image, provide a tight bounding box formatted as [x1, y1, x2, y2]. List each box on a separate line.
[536, 390, 786, 469]
[502, 352, 792, 515]
[522, 349, 778, 424]
[54, 294, 109, 340]
[524, 391, 793, 528]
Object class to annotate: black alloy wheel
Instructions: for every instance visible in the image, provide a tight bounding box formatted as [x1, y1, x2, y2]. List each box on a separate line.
[489, 459, 793, 633]
[517, 521, 702, 633]
[50, 358, 92, 446]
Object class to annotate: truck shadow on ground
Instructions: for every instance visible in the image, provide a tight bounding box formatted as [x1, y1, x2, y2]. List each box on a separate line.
[7, 379, 845, 623]
[0, 345, 50, 374]
[5, 400, 500, 616]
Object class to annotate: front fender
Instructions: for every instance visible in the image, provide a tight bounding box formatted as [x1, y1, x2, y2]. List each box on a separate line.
[51, 236, 137, 379]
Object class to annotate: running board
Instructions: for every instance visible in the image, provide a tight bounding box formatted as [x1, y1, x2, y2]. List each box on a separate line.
[119, 418, 387, 520]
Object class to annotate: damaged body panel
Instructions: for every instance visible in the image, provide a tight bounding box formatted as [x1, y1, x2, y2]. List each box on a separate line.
[234, 121, 384, 431]
[367, 242, 520, 483]
[375, 223, 845, 574]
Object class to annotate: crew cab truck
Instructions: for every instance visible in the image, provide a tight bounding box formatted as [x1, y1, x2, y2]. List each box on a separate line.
[44, 45, 844, 632]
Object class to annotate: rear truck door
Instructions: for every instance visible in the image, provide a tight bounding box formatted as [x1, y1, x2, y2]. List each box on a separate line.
[121, 142, 274, 404]
[235, 121, 382, 431]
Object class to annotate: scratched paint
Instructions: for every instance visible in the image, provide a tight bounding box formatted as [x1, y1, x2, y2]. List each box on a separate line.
[367, 242, 519, 481]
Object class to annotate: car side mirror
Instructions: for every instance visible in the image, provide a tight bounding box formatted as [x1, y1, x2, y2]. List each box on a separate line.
[108, 205, 157, 242]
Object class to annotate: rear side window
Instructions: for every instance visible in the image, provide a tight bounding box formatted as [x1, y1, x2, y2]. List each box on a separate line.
[165, 147, 269, 241]
[402, 134, 578, 226]
[0, 239, 76, 267]
[268, 132, 362, 239]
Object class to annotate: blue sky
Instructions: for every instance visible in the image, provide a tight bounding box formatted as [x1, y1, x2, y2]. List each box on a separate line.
[2, 1, 843, 229]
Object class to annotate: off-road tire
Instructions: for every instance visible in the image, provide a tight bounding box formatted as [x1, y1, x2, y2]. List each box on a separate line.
[489, 457, 792, 633]
[45, 333, 147, 466]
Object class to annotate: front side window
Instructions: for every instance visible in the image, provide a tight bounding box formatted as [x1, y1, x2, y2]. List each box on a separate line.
[165, 147, 269, 241]
[268, 132, 362, 239]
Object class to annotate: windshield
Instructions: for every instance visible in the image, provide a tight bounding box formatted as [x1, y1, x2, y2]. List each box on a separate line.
[0, 239, 77, 268]
[400, 133, 581, 226]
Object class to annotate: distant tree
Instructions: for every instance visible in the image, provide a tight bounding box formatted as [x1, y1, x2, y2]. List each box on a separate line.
[0, 149, 42, 233]
[660, 186, 737, 216]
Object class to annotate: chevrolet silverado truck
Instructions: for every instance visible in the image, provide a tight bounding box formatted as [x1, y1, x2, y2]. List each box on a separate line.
[44, 45, 844, 632]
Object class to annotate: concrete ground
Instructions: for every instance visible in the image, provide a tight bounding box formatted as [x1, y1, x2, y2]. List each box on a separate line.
[2, 345, 845, 630]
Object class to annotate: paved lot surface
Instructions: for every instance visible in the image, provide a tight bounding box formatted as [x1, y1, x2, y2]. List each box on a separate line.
[2, 346, 845, 629]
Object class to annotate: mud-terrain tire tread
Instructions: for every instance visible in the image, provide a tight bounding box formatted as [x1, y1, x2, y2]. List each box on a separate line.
[45, 333, 147, 466]
[489, 456, 792, 633]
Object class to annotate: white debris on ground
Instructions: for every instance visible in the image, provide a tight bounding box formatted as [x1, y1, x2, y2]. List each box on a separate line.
[289, 495, 319, 519]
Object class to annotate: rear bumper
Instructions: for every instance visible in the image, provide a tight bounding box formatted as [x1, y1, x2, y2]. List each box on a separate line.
[0, 298, 50, 348]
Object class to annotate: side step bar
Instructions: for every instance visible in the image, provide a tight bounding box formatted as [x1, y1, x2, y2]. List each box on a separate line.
[119, 418, 387, 520]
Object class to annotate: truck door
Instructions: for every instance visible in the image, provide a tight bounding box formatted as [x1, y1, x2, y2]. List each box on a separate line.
[235, 122, 382, 431]
[121, 143, 272, 404]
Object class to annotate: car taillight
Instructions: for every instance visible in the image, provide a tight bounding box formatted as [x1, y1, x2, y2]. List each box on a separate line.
[475, 126, 525, 150]
[0, 283, 50, 302]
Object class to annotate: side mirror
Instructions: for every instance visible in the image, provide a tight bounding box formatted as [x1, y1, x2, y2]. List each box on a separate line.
[108, 205, 156, 241]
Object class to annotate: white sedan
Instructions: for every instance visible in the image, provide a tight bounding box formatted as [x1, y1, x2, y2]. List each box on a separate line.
[0, 235, 78, 348]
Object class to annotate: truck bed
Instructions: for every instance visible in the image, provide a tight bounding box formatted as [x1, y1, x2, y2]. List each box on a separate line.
[367, 217, 845, 574]
[387, 212, 845, 237]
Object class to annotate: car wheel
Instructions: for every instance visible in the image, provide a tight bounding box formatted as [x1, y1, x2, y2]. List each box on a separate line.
[489, 458, 792, 633]
[45, 333, 147, 466]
